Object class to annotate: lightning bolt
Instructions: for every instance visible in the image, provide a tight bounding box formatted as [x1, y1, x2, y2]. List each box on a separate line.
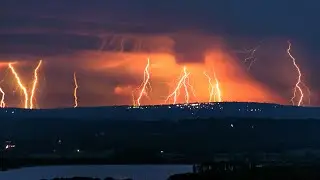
[9, 60, 43, 109]
[73, 72, 79, 108]
[166, 66, 195, 104]
[185, 71, 197, 100]
[9, 63, 29, 109]
[203, 72, 214, 102]
[236, 41, 263, 71]
[0, 87, 5, 108]
[213, 72, 222, 102]
[182, 67, 190, 103]
[203, 71, 222, 102]
[29, 60, 42, 109]
[287, 41, 308, 106]
[135, 58, 151, 106]
[243, 46, 259, 71]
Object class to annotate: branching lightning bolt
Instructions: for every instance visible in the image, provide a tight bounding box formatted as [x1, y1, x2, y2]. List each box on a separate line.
[73, 72, 79, 108]
[243, 46, 260, 71]
[203, 71, 222, 102]
[9, 60, 43, 109]
[287, 41, 308, 106]
[135, 58, 151, 106]
[166, 66, 195, 104]
[0, 87, 5, 108]
[185, 72, 197, 100]
[9, 63, 29, 109]
[213, 72, 222, 102]
[30, 60, 42, 109]
[203, 72, 214, 102]
[236, 41, 263, 71]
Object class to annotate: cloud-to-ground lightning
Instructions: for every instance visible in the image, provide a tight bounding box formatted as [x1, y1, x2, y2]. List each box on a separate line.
[287, 41, 309, 106]
[0, 87, 5, 108]
[203, 71, 214, 102]
[165, 66, 196, 104]
[213, 72, 222, 102]
[9, 60, 43, 109]
[135, 58, 151, 106]
[29, 60, 42, 109]
[182, 70, 190, 103]
[73, 72, 79, 108]
[9, 63, 29, 109]
[184, 70, 197, 100]
[203, 71, 222, 102]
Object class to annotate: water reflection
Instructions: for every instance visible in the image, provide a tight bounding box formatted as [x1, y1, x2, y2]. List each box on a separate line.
[0, 165, 192, 180]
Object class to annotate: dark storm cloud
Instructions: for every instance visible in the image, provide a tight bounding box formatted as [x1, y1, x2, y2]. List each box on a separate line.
[0, 33, 100, 56]
[0, 16, 178, 35]
[0, 15, 176, 56]
[2, 1, 320, 47]
[2, 0, 319, 34]
[2, 0, 319, 55]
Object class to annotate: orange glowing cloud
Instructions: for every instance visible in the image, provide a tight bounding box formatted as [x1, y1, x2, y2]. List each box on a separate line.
[203, 50, 283, 103]
[73, 41, 284, 106]
[114, 85, 135, 96]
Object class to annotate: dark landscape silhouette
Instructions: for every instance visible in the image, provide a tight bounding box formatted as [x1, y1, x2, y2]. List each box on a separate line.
[0, 102, 320, 121]
[2, 102, 320, 179]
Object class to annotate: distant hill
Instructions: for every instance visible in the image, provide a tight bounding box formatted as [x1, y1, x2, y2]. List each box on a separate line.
[0, 102, 320, 121]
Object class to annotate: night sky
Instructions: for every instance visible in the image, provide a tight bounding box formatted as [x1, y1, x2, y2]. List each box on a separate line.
[1, 0, 319, 108]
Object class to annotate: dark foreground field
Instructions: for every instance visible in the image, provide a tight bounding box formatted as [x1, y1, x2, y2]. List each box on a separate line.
[2, 117, 320, 159]
[3, 117, 320, 152]
[2, 117, 320, 179]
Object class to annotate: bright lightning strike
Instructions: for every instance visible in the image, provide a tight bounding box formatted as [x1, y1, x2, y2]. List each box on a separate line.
[0, 87, 5, 108]
[287, 41, 308, 106]
[9, 60, 43, 109]
[29, 60, 42, 109]
[213, 72, 222, 102]
[185, 71, 196, 100]
[9, 63, 29, 109]
[203, 71, 222, 102]
[203, 72, 214, 102]
[135, 58, 151, 106]
[166, 66, 195, 104]
[73, 72, 79, 108]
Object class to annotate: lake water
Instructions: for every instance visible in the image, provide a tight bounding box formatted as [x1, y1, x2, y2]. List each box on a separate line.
[0, 165, 192, 180]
